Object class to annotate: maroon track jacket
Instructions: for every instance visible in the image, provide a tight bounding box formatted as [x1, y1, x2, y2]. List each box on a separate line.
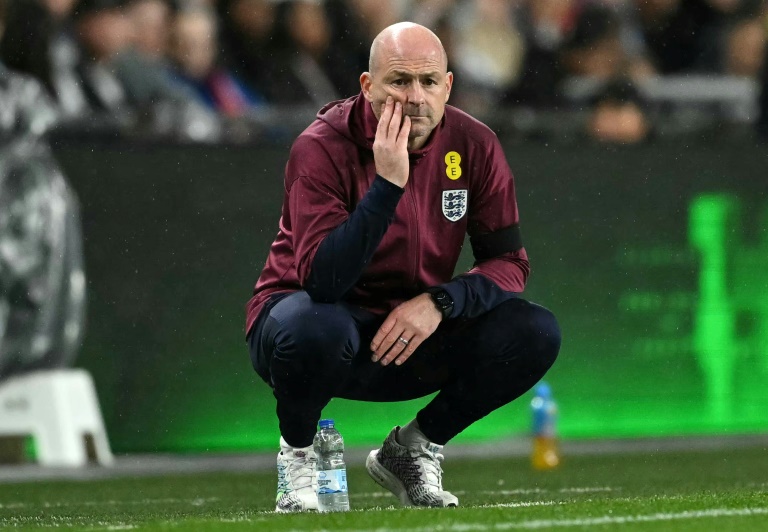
[246, 93, 529, 334]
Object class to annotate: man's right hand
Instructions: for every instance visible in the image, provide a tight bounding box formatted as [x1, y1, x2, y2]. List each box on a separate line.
[373, 96, 411, 188]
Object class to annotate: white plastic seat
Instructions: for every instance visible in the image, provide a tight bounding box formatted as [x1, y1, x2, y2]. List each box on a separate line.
[0, 369, 113, 467]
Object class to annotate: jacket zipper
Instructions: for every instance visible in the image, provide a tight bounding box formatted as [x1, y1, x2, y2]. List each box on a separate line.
[407, 158, 420, 285]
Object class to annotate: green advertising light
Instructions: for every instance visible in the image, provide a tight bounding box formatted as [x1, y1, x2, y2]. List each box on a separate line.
[688, 195, 739, 424]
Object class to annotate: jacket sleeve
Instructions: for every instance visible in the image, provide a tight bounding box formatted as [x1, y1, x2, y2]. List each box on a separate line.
[439, 133, 530, 319]
[287, 137, 403, 302]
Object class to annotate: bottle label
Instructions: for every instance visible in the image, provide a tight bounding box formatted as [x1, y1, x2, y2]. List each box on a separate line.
[317, 469, 347, 495]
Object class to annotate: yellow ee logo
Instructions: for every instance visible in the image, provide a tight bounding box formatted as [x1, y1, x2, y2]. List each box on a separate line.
[444, 151, 462, 180]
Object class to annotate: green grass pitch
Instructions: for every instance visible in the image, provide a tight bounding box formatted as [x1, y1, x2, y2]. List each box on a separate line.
[1, 444, 767, 531]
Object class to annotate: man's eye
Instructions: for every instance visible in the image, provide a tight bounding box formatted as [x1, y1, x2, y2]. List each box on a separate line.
[424, 79, 437, 86]
[392, 79, 405, 86]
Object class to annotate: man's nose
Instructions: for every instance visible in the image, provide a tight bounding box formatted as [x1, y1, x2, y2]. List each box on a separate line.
[406, 81, 425, 105]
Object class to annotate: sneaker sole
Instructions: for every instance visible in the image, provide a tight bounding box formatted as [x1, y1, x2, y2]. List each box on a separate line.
[274, 507, 317, 513]
[274, 502, 318, 513]
[365, 450, 413, 506]
[274, 492, 318, 513]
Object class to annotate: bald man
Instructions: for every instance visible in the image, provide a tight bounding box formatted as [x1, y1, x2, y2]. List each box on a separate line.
[246, 22, 560, 512]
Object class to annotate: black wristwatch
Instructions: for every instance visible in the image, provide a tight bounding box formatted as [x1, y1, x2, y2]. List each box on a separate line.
[425, 287, 454, 320]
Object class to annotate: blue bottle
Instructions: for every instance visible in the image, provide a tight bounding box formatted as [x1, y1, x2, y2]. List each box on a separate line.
[531, 383, 560, 470]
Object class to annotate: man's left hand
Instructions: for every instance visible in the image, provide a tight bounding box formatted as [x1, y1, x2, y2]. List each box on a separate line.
[370, 293, 442, 366]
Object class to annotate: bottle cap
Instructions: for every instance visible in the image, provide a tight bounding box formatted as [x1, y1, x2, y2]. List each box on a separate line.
[319, 419, 335, 429]
[534, 382, 551, 399]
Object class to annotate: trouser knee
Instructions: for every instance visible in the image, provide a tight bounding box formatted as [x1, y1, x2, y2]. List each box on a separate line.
[517, 302, 561, 374]
[473, 298, 561, 377]
[415, 299, 560, 444]
[261, 292, 359, 384]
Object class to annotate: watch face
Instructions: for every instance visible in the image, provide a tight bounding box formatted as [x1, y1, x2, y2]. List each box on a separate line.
[429, 288, 453, 317]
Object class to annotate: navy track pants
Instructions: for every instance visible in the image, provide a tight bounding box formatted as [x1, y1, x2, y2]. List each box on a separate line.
[248, 291, 560, 447]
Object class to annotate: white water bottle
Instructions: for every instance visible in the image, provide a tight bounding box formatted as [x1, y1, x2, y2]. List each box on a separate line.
[313, 418, 350, 512]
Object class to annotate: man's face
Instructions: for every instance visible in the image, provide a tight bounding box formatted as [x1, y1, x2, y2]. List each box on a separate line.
[361, 38, 453, 150]
[77, 9, 133, 62]
[44, 0, 78, 18]
[172, 13, 216, 79]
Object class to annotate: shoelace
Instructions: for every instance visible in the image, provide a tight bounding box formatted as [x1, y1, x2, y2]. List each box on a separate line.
[413, 445, 444, 490]
[278, 453, 316, 493]
[287, 455, 316, 491]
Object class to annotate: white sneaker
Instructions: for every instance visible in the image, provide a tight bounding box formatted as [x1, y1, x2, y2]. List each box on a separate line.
[366, 426, 459, 507]
[275, 437, 318, 512]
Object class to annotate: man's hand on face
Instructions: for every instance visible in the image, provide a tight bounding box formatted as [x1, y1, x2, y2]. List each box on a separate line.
[373, 96, 411, 188]
[370, 293, 442, 366]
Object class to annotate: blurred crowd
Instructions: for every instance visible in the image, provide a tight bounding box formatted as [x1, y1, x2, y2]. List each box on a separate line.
[1, 0, 767, 143]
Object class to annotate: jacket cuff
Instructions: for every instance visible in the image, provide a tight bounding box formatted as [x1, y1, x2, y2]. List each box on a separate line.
[439, 280, 465, 319]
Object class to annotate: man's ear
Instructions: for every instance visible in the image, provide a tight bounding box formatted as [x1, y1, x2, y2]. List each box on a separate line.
[360, 72, 373, 101]
[445, 71, 454, 103]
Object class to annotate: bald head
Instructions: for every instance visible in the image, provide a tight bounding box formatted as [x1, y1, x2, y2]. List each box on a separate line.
[369, 22, 447, 74]
[361, 21, 453, 151]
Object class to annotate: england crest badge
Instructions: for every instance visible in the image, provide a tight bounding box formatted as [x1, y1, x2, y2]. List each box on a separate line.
[442, 189, 467, 222]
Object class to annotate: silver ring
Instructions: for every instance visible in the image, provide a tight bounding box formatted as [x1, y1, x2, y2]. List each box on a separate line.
[398, 337, 409, 346]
